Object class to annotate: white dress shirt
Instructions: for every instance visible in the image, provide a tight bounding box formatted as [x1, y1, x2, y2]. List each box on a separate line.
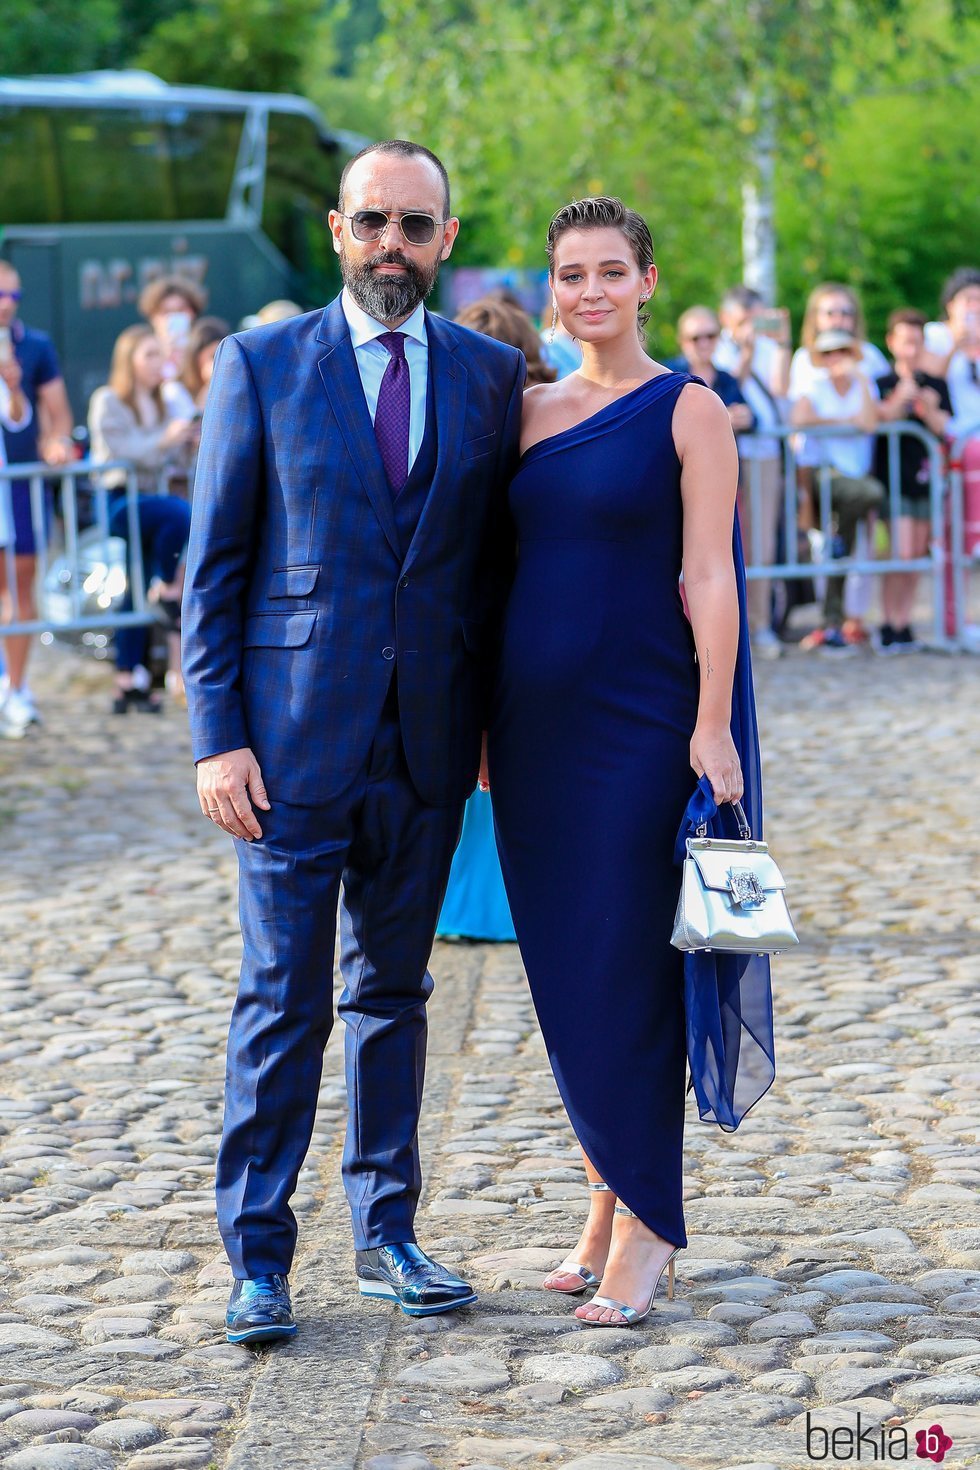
[341, 288, 429, 473]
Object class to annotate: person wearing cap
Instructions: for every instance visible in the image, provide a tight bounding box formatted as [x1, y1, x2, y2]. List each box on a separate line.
[790, 328, 884, 653]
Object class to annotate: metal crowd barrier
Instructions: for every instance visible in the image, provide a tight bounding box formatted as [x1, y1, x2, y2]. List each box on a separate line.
[0, 459, 160, 639]
[0, 427, 976, 648]
[737, 419, 958, 649]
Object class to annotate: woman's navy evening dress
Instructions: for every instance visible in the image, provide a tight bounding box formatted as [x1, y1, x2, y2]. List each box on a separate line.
[489, 372, 774, 1250]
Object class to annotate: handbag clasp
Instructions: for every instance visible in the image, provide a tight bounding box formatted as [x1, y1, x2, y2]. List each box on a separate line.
[728, 868, 766, 907]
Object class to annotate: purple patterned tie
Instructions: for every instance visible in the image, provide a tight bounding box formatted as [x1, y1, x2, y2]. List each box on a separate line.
[374, 331, 410, 496]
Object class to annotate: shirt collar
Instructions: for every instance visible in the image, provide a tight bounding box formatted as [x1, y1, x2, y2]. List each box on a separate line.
[341, 288, 427, 349]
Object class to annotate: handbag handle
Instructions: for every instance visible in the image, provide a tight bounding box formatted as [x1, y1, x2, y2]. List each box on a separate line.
[695, 797, 751, 841]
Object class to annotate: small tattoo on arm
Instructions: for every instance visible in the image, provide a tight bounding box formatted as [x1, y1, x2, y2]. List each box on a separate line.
[705, 647, 713, 679]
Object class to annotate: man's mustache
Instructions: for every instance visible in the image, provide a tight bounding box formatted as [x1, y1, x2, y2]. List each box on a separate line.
[368, 251, 414, 272]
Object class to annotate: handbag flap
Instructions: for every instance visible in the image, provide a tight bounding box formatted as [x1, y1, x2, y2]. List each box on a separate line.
[687, 840, 786, 894]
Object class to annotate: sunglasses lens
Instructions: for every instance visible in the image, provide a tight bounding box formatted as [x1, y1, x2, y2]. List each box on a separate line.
[400, 214, 436, 245]
[351, 211, 388, 241]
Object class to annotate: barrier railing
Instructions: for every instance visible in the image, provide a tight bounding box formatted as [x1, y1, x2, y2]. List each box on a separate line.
[0, 426, 975, 648]
[0, 459, 157, 638]
[738, 419, 955, 648]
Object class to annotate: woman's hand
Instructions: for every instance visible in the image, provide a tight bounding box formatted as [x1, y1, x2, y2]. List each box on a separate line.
[690, 721, 743, 805]
[478, 731, 490, 792]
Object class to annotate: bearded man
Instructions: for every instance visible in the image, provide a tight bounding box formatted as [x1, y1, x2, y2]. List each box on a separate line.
[181, 140, 524, 1343]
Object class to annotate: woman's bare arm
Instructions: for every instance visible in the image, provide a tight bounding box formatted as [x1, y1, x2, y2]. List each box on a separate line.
[672, 383, 743, 804]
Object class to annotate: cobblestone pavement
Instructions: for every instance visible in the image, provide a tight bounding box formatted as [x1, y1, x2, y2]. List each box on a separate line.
[1, 643, 979, 1470]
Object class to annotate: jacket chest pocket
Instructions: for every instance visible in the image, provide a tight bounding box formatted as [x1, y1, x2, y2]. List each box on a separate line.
[266, 564, 320, 600]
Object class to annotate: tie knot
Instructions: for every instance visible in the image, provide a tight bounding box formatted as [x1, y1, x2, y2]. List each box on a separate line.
[378, 331, 407, 360]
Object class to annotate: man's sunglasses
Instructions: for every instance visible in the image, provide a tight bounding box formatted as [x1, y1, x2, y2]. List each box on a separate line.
[684, 331, 719, 343]
[0, 290, 22, 302]
[339, 210, 447, 246]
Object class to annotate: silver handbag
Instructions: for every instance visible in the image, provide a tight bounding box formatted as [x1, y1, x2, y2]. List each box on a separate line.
[670, 800, 798, 955]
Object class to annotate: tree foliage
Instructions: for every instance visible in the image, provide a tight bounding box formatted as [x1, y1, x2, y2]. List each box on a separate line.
[133, 0, 321, 92]
[4, 0, 119, 74]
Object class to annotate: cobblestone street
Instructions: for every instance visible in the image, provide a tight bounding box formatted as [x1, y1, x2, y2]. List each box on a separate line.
[1, 644, 979, 1470]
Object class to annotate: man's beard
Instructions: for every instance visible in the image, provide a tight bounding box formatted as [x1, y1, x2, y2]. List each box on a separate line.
[340, 246, 440, 322]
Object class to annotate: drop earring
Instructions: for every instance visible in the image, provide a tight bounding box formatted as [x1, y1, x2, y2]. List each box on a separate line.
[548, 298, 559, 344]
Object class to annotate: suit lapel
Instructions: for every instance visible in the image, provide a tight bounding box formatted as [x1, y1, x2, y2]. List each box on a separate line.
[402, 312, 467, 575]
[315, 298, 401, 560]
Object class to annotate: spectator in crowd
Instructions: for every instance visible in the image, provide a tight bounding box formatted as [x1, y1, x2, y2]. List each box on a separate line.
[0, 355, 33, 740]
[874, 309, 951, 652]
[930, 271, 980, 581]
[162, 317, 229, 498]
[238, 300, 304, 332]
[165, 317, 230, 421]
[88, 325, 194, 712]
[716, 285, 791, 659]
[455, 296, 557, 387]
[790, 329, 884, 653]
[790, 283, 889, 396]
[0, 259, 75, 730]
[922, 267, 980, 376]
[138, 274, 208, 381]
[671, 306, 755, 433]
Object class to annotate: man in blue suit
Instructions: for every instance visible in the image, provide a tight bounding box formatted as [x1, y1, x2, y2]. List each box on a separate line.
[181, 140, 524, 1343]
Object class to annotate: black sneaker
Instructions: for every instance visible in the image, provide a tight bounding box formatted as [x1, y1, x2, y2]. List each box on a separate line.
[876, 623, 899, 656]
[894, 626, 919, 650]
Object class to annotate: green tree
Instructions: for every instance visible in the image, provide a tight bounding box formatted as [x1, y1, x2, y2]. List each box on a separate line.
[133, 0, 320, 92]
[4, 0, 119, 74]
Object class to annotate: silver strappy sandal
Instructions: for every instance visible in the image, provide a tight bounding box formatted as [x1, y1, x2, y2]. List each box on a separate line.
[577, 1203, 679, 1326]
[542, 1181, 612, 1294]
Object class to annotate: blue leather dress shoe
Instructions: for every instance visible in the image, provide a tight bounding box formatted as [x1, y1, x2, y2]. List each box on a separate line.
[226, 1274, 297, 1344]
[355, 1243, 477, 1317]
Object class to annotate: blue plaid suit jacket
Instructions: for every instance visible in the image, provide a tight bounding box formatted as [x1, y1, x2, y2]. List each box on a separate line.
[181, 296, 524, 807]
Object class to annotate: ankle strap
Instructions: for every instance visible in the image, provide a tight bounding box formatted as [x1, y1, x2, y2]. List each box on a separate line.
[588, 1181, 612, 1192]
[614, 1203, 636, 1216]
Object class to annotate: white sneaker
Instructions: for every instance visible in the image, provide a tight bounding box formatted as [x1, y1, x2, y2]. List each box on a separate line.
[0, 707, 27, 741]
[0, 686, 35, 731]
[751, 628, 783, 660]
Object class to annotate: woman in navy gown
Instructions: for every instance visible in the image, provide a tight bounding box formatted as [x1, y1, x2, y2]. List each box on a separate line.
[488, 197, 774, 1326]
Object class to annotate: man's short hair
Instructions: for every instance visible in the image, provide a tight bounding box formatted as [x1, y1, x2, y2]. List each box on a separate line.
[338, 140, 451, 218]
[719, 284, 764, 314]
[940, 267, 980, 316]
[886, 307, 927, 335]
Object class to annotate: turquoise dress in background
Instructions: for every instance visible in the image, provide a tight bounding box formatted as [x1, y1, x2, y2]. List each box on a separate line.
[436, 790, 516, 941]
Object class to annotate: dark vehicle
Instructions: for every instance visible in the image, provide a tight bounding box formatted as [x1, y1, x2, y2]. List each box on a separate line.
[0, 70, 363, 409]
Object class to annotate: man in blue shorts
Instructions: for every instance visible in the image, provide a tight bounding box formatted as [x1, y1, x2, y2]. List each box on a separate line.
[0, 259, 75, 729]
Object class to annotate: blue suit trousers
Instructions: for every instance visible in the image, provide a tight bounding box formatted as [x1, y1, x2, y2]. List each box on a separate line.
[216, 684, 465, 1277]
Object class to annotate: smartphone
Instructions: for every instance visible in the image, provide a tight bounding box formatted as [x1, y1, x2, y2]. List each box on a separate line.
[0, 326, 12, 364]
[754, 309, 787, 339]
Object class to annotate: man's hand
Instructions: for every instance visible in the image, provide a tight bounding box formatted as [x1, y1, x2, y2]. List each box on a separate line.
[197, 747, 270, 840]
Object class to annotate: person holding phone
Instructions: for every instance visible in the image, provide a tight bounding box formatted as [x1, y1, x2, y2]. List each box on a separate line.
[715, 285, 791, 660]
[138, 275, 208, 381]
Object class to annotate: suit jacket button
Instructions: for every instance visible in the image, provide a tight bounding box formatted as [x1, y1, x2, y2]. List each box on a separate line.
[400, 577, 409, 589]
[382, 646, 395, 660]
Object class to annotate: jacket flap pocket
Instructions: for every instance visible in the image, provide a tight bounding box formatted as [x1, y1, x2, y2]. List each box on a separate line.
[461, 431, 496, 460]
[243, 611, 318, 649]
[689, 844, 786, 894]
[267, 565, 320, 598]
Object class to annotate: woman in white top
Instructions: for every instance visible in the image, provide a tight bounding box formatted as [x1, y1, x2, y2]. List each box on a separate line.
[88, 325, 195, 711]
[789, 283, 889, 399]
[790, 329, 884, 650]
